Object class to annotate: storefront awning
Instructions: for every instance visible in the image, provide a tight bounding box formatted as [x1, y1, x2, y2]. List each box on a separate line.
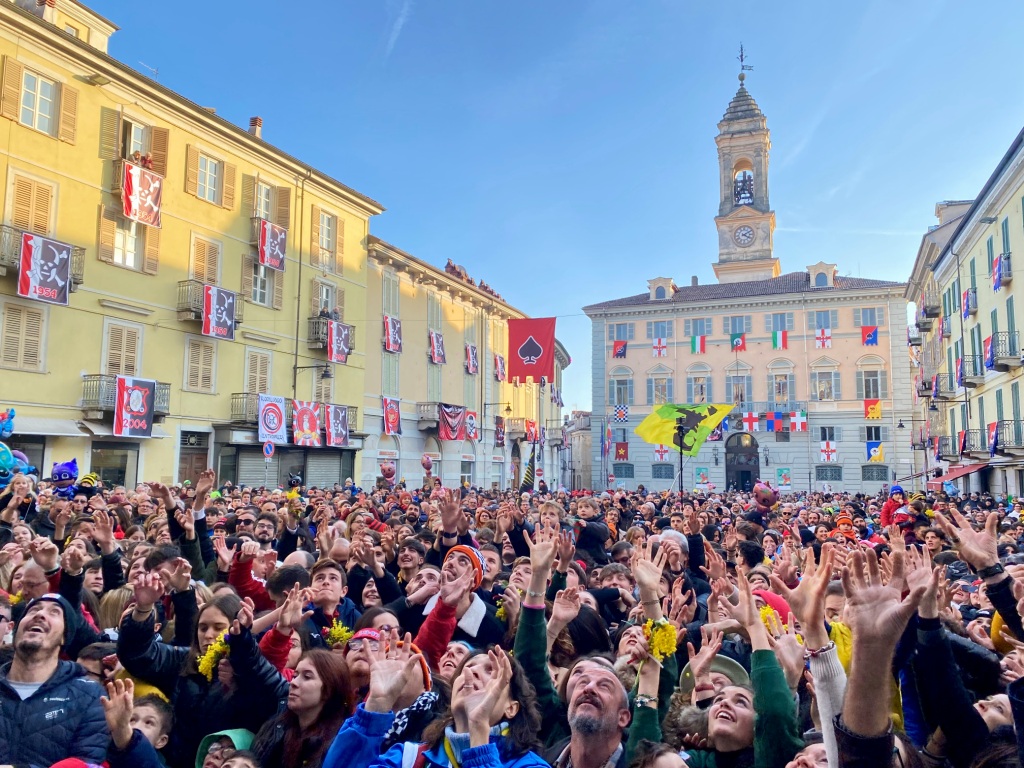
[80, 420, 169, 439]
[13, 416, 89, 437]
[926, 463, 986, 490]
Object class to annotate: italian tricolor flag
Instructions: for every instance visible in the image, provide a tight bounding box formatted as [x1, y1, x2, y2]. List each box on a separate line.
[691, 335, 706, 354]
[772, 331, 788, 350]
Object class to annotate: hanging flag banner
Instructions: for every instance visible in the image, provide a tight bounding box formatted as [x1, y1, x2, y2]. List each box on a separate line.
[614, 442, 629, 460]
[257, 394, 287, 444]
[742, 411, 759, 431]
[820, 441, 838, 462]
[789, 411, 807, 431]
[18, 233, 71, 306]
[508, 317, 556, 381]
[994, 256, 1003, 291]
[525, 420, 539, 443]
[695, 467, 710, 487]
[984, 336, 996, 371]
[325, 403, 350, 447]
[327, 321, 352, 364]
[962, 290, 970, 319]
[654, 444, 671, 461]
[494, 416, 506, 447]
[465, 410, 478, 440]
[867, 441, 884, 462]
[257, 219, 286, 271]
[494, 354, 506, 381]
[439, 403, 468, 441]
[633, 403, 733, 457]
[612, 340, 628, 358]
[202, 285, 236, 341]
[113, 376, 155, 438]
[861, 326, 879, 346]
[990, 421, 1000, 457]
[775, 467, 792, 491]
[121, 160, 163, 228]
[382, 397, 402, 436]
[429, 331, 446, 364]
[383, 315, 403, 353]
[765, 412, 782, 432]
[519, 442, 535, 493]
[690, 335, 706, 354]
[815, 328, 832, 349]
[864, 399, 882, 419]
[292, 400, 321, 447]
[612, 405, 629, 422]
[465, 344, 479, 374]
[652, 337, 668, 357]
[772, 331, 788, 350]
[730, 333, 746, 351]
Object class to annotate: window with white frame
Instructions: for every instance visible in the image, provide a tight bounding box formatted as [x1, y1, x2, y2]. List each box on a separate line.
[608, 323, 634, 341]
[855, 307, 884, 327]
[197, 154, 221, 203]
[613, 428, 628, 442]
[724, 315, 751, 334]
[255, 182, 272, 220]
[647, 320, 673, 339]
[725, 374, 752, 405]
[20, 70, 56, 135]
[251, 262, 270, 305]
[185, 337, 215, 393]
[113, 218, 142, 270]
[684, 317, 712, 337]
[811, 310, 838, 330]
[766, 312, 794, 332]
[122, 117, 148, 158]
[810, 360, 842, 401]
[857, 369, 888, 399]
[687, 375, 709, 404]
[610, 378, 633, 405]
[319, 210, 335, 254]
[819, 426, 841, 442]
[647, 375, 673, 405]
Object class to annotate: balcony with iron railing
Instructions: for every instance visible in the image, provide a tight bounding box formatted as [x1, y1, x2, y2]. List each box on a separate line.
[933, 373, 956, 399]
[908, 325, 922, 347]
[998, 253, 1014, 284]
[938, 435, 959, 461]
[307, 316, 356, 352]
[940, 315, 951, 338]
[0, 223, 85, 289]
[964, 287, 978, 316]
[921, 290, 941, 318]
[229, 393, 358, 433]
[994, 331, 1022, 371]
[916, 376, 932, 397]
[82, 374, 170, 419]
[734, 401, 807, 414]
[176, 280, 243, 323]
[962, 355, 985, 387]
[963, 429, 986, 456]
[998, 420, 1024, 452]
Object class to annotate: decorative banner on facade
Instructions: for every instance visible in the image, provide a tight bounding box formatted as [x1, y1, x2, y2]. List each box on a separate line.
[113, 376, 155, 438]
[382, 397, 402, 436]
[257, 219, 287, 271]
[465, 343, 479, 374]
[614, 442, 629, 460]
[984, 336, 996, 370]
[654, 444, 671, 461]
[962, 290, 970, 319]
[494, 353, 506, 381]
[525, 420, 539, 443]
[429, 331, 446, 364]
[257, 394, 287, 444]
[18, 233, 71, 306]
[652, 338, 668, 357]
[612, 405, 629, 422]
[765, 412, 783, 432]
[383, 315, 403, 353]
[867, 441, 884, 462]
[691, 335, 706, 354]
[439, 403, 468, 441]
[507, 317, 556, 381]
[327, 321, 352, 364]
[202, 285, 236, 341]
[465, 410, 478, 440]
[730, 333, 746, 351]
[612, 340, 628, 358]
[494, 416, 506, 447]
[292, 400, 321, 447]
[772, 331, 788, 350]
[325, 403, 350, 447]
[742, 411, 759, 431]
[994, 256, 1004, 291]
[121, 160, 162, 228]
[815, 328, 832, 349]
[861, 326, 878, 346]
[819, 441, 837, 462]
[775, 467, 792, 491]
[990, 421, 999, 457]
[695, 467, 709, 487]
[864, 399, 882, 419]
[789, 411, 807, 431]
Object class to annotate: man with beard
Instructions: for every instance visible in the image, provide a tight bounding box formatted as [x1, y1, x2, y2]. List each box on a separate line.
[253, 512, 280, 551]
[545, 657, 632, 768]
[0, 594, 108, 765]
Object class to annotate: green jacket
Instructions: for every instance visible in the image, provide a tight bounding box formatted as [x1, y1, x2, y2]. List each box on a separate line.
[682, 650, 803, 768]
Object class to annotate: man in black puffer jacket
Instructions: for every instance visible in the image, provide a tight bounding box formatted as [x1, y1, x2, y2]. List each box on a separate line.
[0, 593, 108, 765]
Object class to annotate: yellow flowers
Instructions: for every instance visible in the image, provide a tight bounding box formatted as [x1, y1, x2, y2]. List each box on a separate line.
[495, 601, 507, 622]
[8, 592, 22, 605]
[326, 619, 353, 648]
[643, 618, 677, 662]
[198, 634, 230, 681]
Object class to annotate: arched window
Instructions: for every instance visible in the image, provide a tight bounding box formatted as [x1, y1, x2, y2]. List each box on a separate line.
[810, 357, 841, 402]
[733, 160, 754, 205]
[814, 272, 829, 287]
[654, 286, 667, 300]
[767, 359, 796, 405]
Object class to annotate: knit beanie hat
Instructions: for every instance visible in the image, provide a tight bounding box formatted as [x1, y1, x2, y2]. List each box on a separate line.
[889, 485, 905, 497]
[752, 589, 793, 623]
[445, 545, 485, 588]
[21, 593, 76, 644]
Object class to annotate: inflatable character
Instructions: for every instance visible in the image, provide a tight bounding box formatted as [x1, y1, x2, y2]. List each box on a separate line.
[51, 458, 80, 500]
[380, 461, 396, 486]
[0, 408, 14, 439]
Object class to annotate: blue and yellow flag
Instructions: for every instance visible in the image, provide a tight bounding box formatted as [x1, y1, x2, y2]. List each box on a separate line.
[634, 404, 734, 457]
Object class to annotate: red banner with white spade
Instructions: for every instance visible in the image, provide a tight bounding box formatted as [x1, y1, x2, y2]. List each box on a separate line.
[121, 160, 163, 228]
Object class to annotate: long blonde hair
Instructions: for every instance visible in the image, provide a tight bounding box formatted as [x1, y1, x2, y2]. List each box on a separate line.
[98, 586, 135, 630]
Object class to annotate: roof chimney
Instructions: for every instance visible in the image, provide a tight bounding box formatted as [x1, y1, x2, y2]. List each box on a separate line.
[248, 116, 263, 139]
[691, 275, 698, 287]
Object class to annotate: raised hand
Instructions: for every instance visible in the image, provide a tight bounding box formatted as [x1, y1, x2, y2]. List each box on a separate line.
[91, 508, 117, 555]
[238, 540, 261, 563]
[406, 578, 440, 606]
[214, 538, 237, 572]
[767, 612, 805, 690]
[686, 624, 724, 681]
[162, 557, 193, 593]
[551, 586, 582, 625]
[495, 507, 513, 539]
[439, 568, 474, 607]
[277, 583, 313, 634]
[230, 597, 255, 635]
[633, 540, 668, 594]
[62, 546, 87, 576]
[173, 508, 196, 539]
[101, 678, 135, 749]
[132, 571, 165, 612]
[463, 647, 514, 747]
[195, 469, 216, 498]
[524, 523, 559, 576]
[721, 571, 768, 648]
[771, 544, 833, 647]
[667, 589, 697, 629]
[699, 541, 727, 581]
[556, 529, 576, 570]
[935, 509, 999, 570]
[365, 629, 424, 713]
[501, 585, 522, 626]
[842, 548, 924, 657]
[29, 538, 59, 571]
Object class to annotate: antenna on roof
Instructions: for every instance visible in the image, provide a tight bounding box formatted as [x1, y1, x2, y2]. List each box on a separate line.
[138, 61, 159, 81]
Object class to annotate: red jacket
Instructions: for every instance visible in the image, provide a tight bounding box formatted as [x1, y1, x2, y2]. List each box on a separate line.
[880, 497, 905, 528]
[228, 555, 276, 613]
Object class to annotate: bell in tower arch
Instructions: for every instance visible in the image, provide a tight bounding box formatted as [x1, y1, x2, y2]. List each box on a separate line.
[733, 169, 754, 205]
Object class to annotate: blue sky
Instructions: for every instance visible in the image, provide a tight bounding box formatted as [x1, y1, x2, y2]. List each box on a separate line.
[93, 0, 1024, 412]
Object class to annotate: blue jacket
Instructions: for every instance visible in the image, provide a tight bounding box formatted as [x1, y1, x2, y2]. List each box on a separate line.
[107, 728, 169, 768]
[324, 704, 549, 768]
[0, 659, 109, 766]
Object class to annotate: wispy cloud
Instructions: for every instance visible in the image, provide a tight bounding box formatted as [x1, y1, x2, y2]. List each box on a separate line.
[384, 0, 413, 58]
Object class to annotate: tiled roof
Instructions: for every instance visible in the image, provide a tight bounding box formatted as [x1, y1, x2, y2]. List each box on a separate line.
[583, 272, 906, 312]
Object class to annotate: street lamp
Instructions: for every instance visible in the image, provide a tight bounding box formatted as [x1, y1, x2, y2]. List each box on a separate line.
[291, 363, 332, 398]
[711, 447, 719, 466]
[483, 402, 513, 416]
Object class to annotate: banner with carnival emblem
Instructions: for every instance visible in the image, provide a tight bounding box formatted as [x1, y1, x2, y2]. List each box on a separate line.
[465, 410, 478, 440]
[465, 344, 479, 374]
[429, 330, 446, 364]
[202, 285, 235, 341]
[18, 233, 71, 306]
[113, 376, 156, 438]
[494, 354, 506, 381]
[121, 160, 163, 228]
[325, 404, 350, 447]
[494, 416, 506, 447]
[383, 315, 403, 353]
[327, 321, 352, 364]
[439, 403, 468, 441]
[292, 400, 321, 447]
[257, 219, 286, 271]
[382, 397, 402, 435]
[257, 394, 287, 444]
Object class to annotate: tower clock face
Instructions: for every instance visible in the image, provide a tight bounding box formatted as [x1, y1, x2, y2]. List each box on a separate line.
[734, 225, 755, 247]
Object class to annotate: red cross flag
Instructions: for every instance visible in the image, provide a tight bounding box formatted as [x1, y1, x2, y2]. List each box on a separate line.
[652, 337, 668, 357]
[815, 328, 832, 349]
[654, 444, 670, 461]
[820, 441, 837, 462]
[742, 411, 759, 431]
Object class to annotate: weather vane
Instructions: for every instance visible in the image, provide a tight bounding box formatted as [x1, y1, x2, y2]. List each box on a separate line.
[737, 44, 753, 82]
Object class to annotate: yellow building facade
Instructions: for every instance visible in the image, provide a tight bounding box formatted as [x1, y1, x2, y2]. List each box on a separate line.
[0, 0, 384, 487]
[906, 126, 1024, 496]
[364, 237, 570, 490]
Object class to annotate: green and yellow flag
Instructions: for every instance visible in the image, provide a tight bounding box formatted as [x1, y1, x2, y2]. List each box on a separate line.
[634, 403, 734, 457]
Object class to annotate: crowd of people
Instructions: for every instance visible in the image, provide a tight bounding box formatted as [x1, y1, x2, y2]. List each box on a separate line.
[1, 468, 1024, 768]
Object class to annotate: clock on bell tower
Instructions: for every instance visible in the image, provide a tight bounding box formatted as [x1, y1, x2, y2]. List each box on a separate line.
[712, 51, 779, 284]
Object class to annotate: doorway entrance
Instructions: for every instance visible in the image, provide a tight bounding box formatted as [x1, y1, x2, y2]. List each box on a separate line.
[725, 432, 760, 492]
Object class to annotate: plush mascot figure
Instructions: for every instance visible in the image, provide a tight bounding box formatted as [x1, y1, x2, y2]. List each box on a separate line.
[51, 458, 80, 500]
[286, 473, 303, 500]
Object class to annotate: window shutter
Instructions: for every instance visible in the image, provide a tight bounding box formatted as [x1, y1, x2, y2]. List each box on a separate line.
[646, 378, 654, 404]
[31, 183, 51, 235]
[187, 340, 201, 390]
[665, 321, 672, 338]
[807, 311, 815, 330]
[207, 242, 220, 284]
[786, 312, 794, 331]
[57, 83, 78, 144]
[880, 370, 888, 399]
[310, 205, 322, 269]
[608, 325, 614, 341]
[192, 238, 207, 282]
[333, 215, 344, 274]
[853, 308, 862, 327]
[12, 176, 46, 234]
[830, 310, 839, 329]
[2, 304, 43, 370]
[877, 307, 886, 327]
[809, 373, 818, 401]
[627, 378, 634, 405]
[149, 127, 169, 177]
[241, 174, 256, 216]
[0, 56, 23, 121]
[310, 278, 323, 317]
[788, 373, 796, 400]
[608, 379, 615, 404]
[683, 319, 691, 337]
[881, 427, 890, 441]
[667, 378, 674, 401]
[274, 186, 291, 229]
[855, 371, 864, 399]
[686, 378, 693, 402]
[704, 317, 712, 335]
[241, 253, 254, 300]
[725, 378, 733, 404]
[723, 316, 730, 334]
[766, 373, 774, 401]
[107, 324, 123, 375]
[833, 372, 842, 400]
[646, 322, 652, 339]
[142, 226, 159, 275]
[98, 107, 121, 161]
[764, 314, 772, 332]
[185, 145, 199, 196]
[744, 315, 752, 333]
[858, 426, 866, 442]
[221, 163, 236, 209]
[272, 270, 283, 310]
[835, 427, 843, 442]
[627, 323, 635, 340]
[97, 205, 116, 263]
[123, 325, 139, 376]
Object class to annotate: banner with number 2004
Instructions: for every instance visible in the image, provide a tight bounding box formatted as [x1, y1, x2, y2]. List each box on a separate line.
[114, 376, 156, 438]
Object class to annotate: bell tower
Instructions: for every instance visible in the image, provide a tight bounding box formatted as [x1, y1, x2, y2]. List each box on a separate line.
[713, 47, 779, 284]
